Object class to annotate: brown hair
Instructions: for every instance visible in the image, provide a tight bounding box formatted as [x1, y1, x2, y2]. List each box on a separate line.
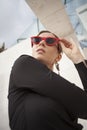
[37, 30, 62, 54]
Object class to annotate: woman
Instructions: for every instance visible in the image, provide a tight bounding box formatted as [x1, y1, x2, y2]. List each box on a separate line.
[8, 30, 87, 130]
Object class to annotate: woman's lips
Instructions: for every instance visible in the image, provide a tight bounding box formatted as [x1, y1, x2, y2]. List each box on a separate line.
[36, 49, 45, 53]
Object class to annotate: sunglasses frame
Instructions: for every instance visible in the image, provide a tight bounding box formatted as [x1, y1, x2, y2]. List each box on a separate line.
[31, 36, 61, 47]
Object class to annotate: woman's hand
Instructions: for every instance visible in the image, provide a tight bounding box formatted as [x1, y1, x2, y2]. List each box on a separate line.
[60, 38, 85, 64]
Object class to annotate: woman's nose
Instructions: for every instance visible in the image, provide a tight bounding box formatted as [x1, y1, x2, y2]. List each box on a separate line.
[39, 40, 46, 46]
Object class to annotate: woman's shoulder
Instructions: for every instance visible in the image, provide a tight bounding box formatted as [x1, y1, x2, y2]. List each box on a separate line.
[17, 54, 34, 61]
[13, 54, 49, 72]
[14, 54, 37, 65]
[11, 55, 51, 83]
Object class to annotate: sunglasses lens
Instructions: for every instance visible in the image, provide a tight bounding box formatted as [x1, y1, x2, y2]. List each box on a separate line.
[46, 38, 56, 45]
[32, 37, 41, 44]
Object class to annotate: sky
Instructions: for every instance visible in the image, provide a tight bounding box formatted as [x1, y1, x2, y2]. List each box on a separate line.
[0, 0, 36, 48]
[0, 0, 87, 49]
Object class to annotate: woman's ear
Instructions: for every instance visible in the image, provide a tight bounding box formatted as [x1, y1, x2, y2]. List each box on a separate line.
[55, 54, 62, 63]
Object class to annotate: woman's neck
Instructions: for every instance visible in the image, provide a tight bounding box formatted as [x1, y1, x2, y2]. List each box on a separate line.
[40, 60, 53, 70]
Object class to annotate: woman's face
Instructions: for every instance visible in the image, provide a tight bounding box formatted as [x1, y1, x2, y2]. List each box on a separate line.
[32, 32, 61, 69]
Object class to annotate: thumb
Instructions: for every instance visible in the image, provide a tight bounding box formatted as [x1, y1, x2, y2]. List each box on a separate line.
[59, 41, 67, 52]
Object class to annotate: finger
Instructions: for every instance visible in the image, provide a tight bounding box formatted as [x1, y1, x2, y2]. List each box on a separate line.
[70, 38, 81, 50]
[60, 38, 72, 48]
[59, 42, 68, 53]
[59, 41, 65, 49]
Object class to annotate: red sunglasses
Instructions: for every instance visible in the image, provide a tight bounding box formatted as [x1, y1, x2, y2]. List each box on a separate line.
[31, 36, 60, 47]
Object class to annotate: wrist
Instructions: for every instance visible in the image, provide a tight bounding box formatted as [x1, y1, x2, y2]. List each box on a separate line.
[72, 55, 85, 64]
[75, 59, 87, 69]
[82, 60, 87, 68]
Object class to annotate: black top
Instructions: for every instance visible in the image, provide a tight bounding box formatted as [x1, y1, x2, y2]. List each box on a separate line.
[8, 55, 87, 130]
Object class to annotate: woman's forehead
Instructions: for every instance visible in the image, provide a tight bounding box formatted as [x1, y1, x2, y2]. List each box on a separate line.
[39, 32, 55, 37]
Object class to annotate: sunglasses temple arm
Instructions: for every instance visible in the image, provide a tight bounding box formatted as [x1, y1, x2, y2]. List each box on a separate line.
[57, 38, 61, 42]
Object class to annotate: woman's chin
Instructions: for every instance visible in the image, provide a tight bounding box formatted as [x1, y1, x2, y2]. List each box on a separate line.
[36, 57, 44, 62]
[34, 54, 45, 60]
[35, 55, 46, 63]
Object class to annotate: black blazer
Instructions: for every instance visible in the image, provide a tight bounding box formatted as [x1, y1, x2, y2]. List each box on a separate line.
[8, 55, 87, 130]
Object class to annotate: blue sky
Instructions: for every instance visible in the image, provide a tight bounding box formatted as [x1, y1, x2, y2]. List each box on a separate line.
[0, 0, 36, 48]
[0, 0, 87, 49]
